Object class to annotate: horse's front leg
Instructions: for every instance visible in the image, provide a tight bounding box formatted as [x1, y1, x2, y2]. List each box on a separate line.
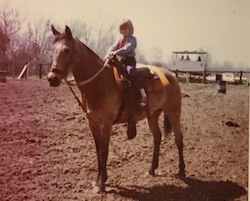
[89, 121, 111, 193]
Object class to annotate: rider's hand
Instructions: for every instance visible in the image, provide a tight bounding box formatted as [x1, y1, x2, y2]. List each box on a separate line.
[103, 55, 109, 61]
[103, 51, 116, 61]
[109, 51, 116, 57]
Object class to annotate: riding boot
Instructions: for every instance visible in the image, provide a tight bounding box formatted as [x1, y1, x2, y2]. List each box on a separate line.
[127, 119, 136, 140]
[127, 67, 148, 107]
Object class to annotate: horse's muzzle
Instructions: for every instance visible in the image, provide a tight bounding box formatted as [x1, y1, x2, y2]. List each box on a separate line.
[47, 72, 61, 87]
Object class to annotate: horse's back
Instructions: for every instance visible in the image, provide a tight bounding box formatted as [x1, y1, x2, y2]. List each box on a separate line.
[158, 67, 179, 87]
[145, 66, 182, 113]
[137, 64, 181, 95]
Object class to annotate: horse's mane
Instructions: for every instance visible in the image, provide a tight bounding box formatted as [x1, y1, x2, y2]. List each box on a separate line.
[53, 33, 104, 64]
[75, 38, 103, 63]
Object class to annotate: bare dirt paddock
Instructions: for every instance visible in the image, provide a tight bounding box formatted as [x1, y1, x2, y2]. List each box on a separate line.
[0, 80, 248, 201]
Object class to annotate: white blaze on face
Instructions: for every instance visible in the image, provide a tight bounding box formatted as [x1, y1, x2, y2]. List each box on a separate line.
[52, 41, 68, 69]
[54, 42, 67, 52]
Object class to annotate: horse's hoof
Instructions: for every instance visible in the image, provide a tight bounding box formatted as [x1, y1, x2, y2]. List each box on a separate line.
[92, 181, 105, 194]
[144, 170, 155, 177]
[149, 169, 155, 176]
[144, 171, 150, 177]
[92, 185, 101, 194]
[178, 172, 186, 181]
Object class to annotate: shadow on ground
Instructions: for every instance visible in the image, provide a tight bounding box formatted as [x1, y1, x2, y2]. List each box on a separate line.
[109, 177, 247, 201]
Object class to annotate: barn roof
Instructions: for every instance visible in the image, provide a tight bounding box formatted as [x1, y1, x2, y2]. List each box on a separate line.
[173, 51, 207, 54]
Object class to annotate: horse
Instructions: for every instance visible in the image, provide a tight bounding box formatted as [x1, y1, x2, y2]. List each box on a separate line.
[47, 25, 186, 193]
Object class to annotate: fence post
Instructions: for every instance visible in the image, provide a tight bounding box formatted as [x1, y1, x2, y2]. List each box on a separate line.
[175, 69, 179, 78]
[202, 69, 206, 84]
[18, 63, 29, 79]
[26, 62, 29, 79]
[39, 63, 43, 79]
[239, 71, 243, 84]
[186, 72, 189, 83]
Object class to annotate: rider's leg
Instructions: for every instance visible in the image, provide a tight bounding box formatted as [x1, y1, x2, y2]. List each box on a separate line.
[126, 66, 147, 106]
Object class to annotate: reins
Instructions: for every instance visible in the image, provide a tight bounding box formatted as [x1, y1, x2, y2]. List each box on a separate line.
[78, 58, 110, 86]
[65, 79, 85, 109]
[64, 58, 110, 111]
[64, 57, 128, 125]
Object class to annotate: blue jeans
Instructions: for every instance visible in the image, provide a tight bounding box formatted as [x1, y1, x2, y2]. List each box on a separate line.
[121, 56, 143, 89]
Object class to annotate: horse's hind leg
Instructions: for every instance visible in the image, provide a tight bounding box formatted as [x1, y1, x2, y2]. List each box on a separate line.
[147, 109, 162, 176]
[167, 113, 186, 179]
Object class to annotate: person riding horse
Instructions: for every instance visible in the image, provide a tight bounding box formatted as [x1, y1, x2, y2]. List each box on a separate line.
[48, 25, 186, 193]
[104, 19, 148, 107]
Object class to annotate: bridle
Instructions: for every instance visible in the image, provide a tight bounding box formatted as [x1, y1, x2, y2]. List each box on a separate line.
[50, 35, 75, 79]
[51, 38, 111, 86]
[51, 42, 125, 125]
[50, 37, 112, 112]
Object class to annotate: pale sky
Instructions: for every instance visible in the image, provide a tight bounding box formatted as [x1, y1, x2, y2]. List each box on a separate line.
[7, 0, 250, 67]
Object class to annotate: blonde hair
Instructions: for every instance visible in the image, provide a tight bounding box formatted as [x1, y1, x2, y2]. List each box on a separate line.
[119, 19, 134, 35]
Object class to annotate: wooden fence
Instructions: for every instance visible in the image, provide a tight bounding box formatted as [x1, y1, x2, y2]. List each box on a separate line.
[171, 69, 250, 84]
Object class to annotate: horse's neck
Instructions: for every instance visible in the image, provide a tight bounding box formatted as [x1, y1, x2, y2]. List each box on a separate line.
[72, 41, 104, 83]
[71, 41, 116, 102]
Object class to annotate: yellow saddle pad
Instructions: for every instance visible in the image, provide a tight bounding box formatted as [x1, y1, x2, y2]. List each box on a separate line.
[147, 66, 169, 86]
[112, 64, 169, 91]
[112, 66, 123, 90]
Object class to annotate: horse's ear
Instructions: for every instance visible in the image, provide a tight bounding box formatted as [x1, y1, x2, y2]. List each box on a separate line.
[65, 26, 73, 38]
[51, 25, 60, 36]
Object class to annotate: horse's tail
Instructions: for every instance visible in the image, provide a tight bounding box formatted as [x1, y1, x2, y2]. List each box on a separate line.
[163, 114, 172, 139]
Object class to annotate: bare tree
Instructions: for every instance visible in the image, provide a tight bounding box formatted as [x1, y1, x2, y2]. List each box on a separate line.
[136, 48, 148, 64]
[0, 1, 25, 74]
[25, 18, 52, 63]
[69, 16, 116, 58]
[150, 46, 163, 65]
[0, 1, 24, 36]
[69, 18, 93, 47]
[7, 17, 52, 76]
[94, 13, 116, 58]
[0, 26, 10, 68]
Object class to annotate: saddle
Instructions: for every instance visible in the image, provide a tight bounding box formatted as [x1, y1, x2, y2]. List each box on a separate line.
[109, 56, 169, 93]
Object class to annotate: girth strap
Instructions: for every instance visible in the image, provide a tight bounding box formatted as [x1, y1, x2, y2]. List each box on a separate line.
[113, 94, 129, 125]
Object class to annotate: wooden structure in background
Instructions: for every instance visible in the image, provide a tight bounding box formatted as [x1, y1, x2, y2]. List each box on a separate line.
[171, 51, 208, 83]
[17, 63, 29, 79]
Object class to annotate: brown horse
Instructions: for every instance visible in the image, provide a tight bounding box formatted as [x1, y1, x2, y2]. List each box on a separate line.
[47, 25, 185, 193]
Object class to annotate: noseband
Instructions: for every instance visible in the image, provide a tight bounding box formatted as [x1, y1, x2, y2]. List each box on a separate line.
[51, 68, 66, 78]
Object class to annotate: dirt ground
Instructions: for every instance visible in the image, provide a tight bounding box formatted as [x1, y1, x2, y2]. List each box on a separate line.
[0, 79, 248, 201]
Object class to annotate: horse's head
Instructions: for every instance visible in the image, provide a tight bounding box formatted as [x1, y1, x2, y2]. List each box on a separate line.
[48, 25, 76, 87]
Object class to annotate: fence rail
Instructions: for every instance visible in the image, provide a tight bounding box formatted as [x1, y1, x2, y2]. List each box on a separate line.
[2, 62, 250, 84]
[170, 69, 250, 84]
